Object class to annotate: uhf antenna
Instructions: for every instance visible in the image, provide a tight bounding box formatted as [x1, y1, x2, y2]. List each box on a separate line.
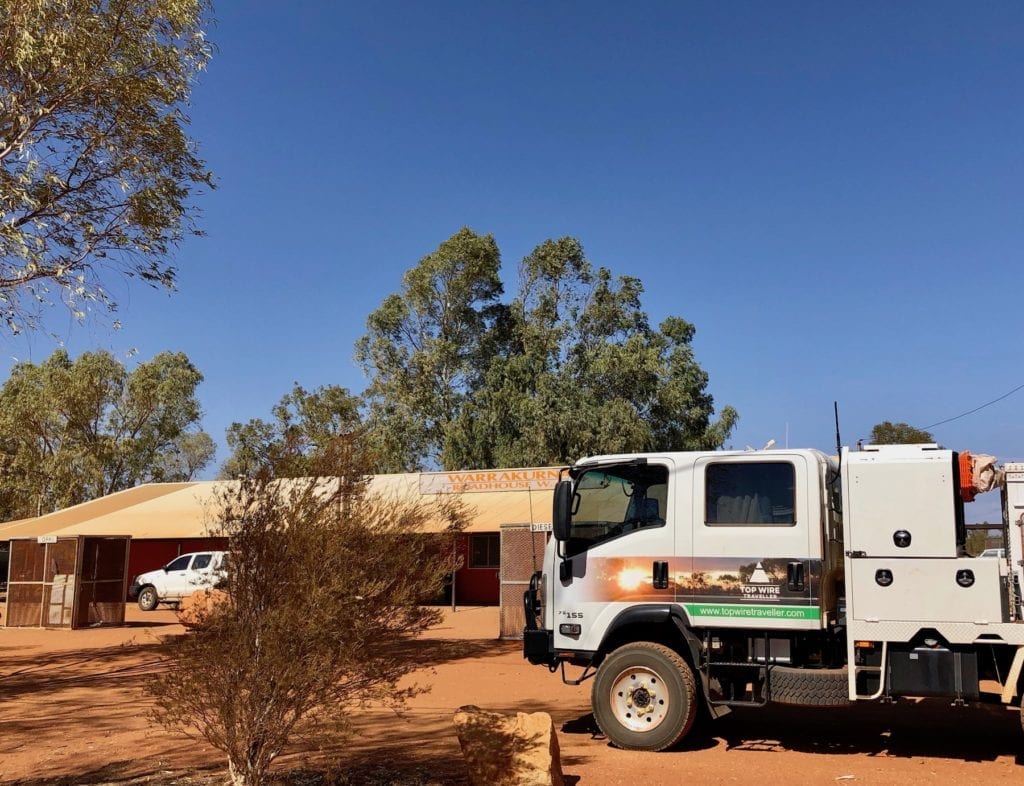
[834, 401, 842, 473]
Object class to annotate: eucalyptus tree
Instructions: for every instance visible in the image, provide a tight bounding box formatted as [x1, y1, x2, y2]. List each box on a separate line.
[0, 348, 212, 519]
[360, 231, 737, 471]
[444, 238, 738, 468]
[869, 421, 935, 445]
[355, 227, 505, 471]
[0, 0, 214, 332]
[220, 384, 363, 479]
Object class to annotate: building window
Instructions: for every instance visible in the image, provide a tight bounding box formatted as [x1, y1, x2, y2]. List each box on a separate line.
[705, 462, 796, 526]
[470, 534, 500, 568]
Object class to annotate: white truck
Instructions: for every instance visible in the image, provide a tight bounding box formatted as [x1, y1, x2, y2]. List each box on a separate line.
[129, 551, 226, 611]
[523, 444, 1024, 751]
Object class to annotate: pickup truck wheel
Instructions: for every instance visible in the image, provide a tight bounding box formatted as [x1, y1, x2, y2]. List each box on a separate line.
[137, 586, 159, 612]
[592, 642, 697, 751]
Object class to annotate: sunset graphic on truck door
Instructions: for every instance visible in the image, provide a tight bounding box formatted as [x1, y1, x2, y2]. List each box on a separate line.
[575, 556, 821, 621]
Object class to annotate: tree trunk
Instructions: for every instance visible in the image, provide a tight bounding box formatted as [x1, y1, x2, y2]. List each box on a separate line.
[228, 756, 266, 786]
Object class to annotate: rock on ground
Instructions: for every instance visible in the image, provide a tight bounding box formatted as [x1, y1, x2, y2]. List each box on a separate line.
[453, 705, 565, 786]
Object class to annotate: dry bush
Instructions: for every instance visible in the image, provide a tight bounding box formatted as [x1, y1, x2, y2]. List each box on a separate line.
[147, 437, 467, 786]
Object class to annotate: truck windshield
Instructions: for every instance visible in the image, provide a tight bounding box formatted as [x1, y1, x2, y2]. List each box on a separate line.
[567, 463, 669, 556]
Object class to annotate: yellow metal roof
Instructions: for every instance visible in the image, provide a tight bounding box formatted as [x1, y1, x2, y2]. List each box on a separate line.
[0, 483, 198, 538]
[1, 471, 557, 540]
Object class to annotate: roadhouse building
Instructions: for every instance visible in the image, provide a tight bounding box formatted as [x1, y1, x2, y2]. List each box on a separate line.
[0, 467, 560, 623]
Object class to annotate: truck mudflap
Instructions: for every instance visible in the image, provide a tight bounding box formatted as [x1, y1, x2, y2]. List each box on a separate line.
[523, 628, 555, 666]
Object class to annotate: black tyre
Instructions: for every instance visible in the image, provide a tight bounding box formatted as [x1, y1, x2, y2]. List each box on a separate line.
[137, 585, 159, 611]
[769, 666, 850, 706]
[592, 642, 698, 751]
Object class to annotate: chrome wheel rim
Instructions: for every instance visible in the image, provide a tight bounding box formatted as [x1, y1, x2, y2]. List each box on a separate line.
[609, 666, 669, 732]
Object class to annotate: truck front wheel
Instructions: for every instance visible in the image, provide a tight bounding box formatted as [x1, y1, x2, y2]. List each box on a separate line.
[592, 641, 698, 751]
[137, 585, 159, 611]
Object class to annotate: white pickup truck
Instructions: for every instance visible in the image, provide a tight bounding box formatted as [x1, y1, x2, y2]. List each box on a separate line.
[129, 551, 226, 611]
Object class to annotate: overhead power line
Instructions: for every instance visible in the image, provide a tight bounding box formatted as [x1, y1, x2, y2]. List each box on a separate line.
[922, 382, 1024, 431]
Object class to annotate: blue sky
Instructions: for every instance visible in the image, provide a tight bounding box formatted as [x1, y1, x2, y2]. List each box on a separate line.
[6, 2, 1023, 520]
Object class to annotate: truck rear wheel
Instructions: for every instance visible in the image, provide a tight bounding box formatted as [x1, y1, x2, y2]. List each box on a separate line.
[592, 642, 698, 751]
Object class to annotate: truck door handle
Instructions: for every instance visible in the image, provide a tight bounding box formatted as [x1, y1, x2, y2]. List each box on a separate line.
[787, 561, 805, 592]
[653, 561, 669, 590]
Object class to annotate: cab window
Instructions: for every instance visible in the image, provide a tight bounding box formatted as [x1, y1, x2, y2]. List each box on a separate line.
[568, 463, 668, 556]
[166, 555, 193, 571]
[705, 462, 795, 526]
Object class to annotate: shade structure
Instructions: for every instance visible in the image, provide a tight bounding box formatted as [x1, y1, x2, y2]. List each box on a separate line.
[4, 536, 131, 628]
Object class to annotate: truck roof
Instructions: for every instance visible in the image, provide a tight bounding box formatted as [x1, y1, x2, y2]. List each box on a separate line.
[572, 447, 833, 469]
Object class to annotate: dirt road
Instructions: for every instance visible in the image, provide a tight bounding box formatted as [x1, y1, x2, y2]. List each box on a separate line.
[1, 606, 1021, 784]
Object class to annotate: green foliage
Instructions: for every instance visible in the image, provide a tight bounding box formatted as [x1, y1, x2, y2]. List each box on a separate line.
[869, 421, 935, 445]
[964, 528, 988, 557]
[355, 228, 505, 471]
[149, 437, 468, 786]
[0, 347, 212, 518]
[358, 229, 737, 471]
[154, 430, 215, 482]
[0, 0, 214, 332]
[220, 383, 363, 479]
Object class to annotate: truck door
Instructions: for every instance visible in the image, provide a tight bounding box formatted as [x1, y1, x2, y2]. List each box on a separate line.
[688, 453, 823, 630]
[552, 458, 677, 653]
[189, 553, 216, 591]
[162, 553, 195, 599]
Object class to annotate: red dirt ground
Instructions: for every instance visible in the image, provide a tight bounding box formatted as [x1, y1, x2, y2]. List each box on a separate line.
[1, 606, 1022, 785]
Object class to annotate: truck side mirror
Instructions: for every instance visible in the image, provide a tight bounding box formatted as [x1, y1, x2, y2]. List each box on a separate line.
[552, 480, 573, 541]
